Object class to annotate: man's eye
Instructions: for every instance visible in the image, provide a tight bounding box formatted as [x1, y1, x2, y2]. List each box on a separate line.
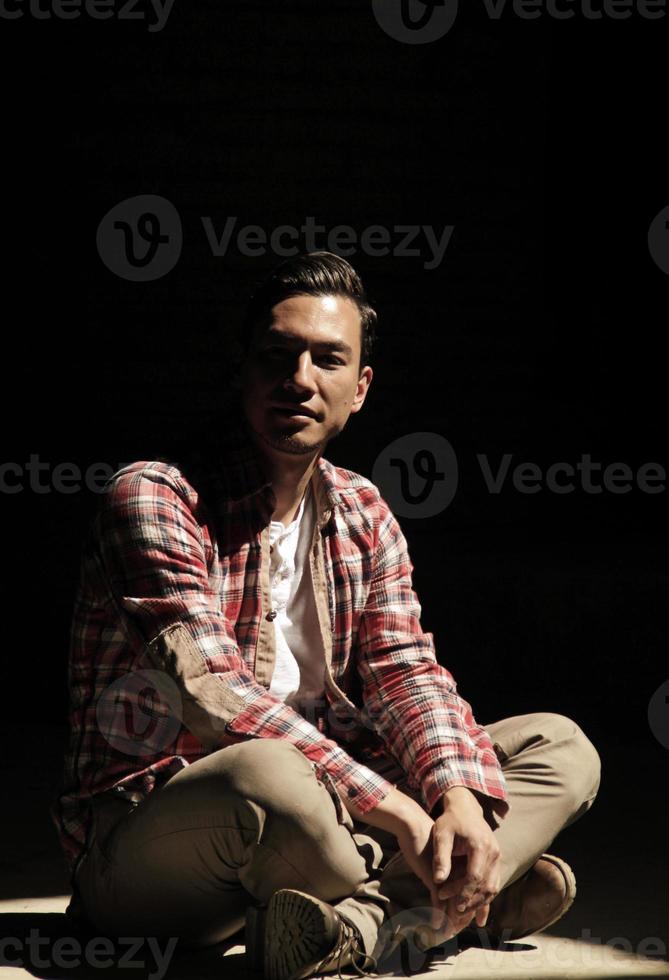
[259, 349, 343, 366]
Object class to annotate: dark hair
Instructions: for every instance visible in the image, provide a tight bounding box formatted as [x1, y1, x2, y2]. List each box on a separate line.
[237, 251, 378, 375]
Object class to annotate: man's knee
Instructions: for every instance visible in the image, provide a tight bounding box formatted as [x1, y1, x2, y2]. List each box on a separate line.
[537, 711, 601, 804]
[211, 738, 319, 811]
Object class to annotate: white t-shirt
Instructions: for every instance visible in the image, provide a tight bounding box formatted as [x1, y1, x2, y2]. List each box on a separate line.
[267, 483, 327, 712]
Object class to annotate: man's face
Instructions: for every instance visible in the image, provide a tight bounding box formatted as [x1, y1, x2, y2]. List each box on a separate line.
[240, 293, 373, 457]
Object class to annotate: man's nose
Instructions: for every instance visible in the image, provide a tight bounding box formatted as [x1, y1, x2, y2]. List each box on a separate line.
[284, 352, 317, 392]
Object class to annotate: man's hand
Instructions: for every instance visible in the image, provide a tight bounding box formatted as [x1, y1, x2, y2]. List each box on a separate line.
[392, 811, 476, 939]
[343, 786, 450, 931]
[432, 786, 501, 930]
[343, 785, 496, 942]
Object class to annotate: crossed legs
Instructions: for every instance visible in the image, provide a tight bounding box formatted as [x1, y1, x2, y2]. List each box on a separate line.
[75, 712, 601, 959]
[76, 738, 390, 950]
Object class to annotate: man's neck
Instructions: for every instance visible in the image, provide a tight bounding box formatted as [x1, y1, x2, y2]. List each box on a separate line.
[270, 462, 318, 527]
[241, 416, 322, 527]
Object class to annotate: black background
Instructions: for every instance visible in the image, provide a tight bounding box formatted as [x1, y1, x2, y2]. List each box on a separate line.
[1, 2, 667, 782]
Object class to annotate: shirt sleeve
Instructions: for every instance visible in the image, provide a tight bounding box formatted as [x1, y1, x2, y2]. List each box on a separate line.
[93, 464, 394, 815]
[354, 496, 510, 821]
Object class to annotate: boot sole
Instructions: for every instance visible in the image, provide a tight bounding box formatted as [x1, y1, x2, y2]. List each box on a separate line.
[246, 889, 338, 980]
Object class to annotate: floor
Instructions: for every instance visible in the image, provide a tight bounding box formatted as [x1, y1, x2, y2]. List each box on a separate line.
[1, 723, 667, 979]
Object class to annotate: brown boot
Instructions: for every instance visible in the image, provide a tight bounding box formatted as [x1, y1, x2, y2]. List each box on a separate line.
[246, 888, 378, 980]
[462, 853, 577, 944]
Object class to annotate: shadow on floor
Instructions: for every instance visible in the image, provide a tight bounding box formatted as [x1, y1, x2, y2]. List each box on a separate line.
[0, 911, 248, 979]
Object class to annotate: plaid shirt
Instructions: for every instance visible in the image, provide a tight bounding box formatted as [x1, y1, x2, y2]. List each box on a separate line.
[51, 410, 508, 878]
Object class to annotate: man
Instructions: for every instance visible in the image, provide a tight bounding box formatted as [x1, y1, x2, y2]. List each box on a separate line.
[52, 252, 601, 979]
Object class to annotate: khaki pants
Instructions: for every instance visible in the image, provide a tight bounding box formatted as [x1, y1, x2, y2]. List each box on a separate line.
[75, 712, 601, 960]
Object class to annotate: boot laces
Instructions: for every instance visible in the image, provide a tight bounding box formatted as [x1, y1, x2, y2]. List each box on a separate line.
[312, 914, 378, 979]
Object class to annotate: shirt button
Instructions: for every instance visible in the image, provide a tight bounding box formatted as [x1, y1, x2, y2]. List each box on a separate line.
[347, 787, 358, 798]
[266, 610, 277, 621]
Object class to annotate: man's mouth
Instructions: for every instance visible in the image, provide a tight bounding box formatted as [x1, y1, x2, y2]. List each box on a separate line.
[271, 405, 318, 420]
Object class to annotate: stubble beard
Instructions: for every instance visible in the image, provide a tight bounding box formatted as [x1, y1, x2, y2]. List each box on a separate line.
[254, 408, 350, 456]
[260, 429, 321, 455]
[253, 420, 328, 456]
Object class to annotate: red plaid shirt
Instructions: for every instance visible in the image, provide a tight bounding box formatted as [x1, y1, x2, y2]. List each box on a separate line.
[51, 412, 508, 878]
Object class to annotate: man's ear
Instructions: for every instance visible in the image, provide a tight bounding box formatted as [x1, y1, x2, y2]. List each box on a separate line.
[350, 365, 373, 414]
[360, 365, 373, 392]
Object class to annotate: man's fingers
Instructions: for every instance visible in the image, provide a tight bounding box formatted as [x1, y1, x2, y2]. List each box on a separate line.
[475, 903, 490, 928]
[428, 886, 448, 932]
[428, 897, 471, 943]
[429, 900, 446, 931]
[429, 889, 475, 941]
[455, 845, 501, 912]
[457, 885, 499, 914]
[455, 872, 483, 910]
[454, 841, 489, 909]
[444, 898, 477, 935]
[432, 825, 454, 885]
[437, 878, 465, 900]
